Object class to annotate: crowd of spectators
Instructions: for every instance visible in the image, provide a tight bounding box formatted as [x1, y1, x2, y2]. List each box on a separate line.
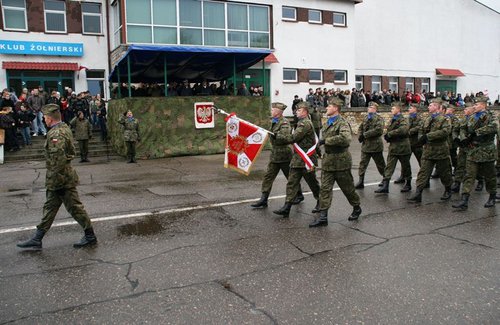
[0, 86, 108, 152]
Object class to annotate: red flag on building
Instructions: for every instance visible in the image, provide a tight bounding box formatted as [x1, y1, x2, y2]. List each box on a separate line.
[224, 114, 269, 175]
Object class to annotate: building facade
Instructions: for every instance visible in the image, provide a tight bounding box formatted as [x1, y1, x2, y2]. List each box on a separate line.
[0, 0, 109, 98]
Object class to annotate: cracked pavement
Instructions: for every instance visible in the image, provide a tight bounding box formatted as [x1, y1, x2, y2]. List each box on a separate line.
[0, 140, 499, 324]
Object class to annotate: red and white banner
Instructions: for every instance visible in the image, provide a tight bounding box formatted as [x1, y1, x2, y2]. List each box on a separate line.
[224, 114, 269, 175]
[194, 102, 215, 129]
[293, 133, 318, 171]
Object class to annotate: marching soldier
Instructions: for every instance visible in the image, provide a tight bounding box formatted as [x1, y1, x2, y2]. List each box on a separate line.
[407, 98, 453, 202]
[17, 104, 97, 249]
[395, 103, 423, 184]
[451, 103, 474, 193]
[355, 101, 386, 189]
[375, 102, 412, 193]
[453, 96, 498, 210]
[309, 97, 361, 227]
[274, 102, 320, 218]
[445, 104, 460, 173]
[251, 102, 303, 208]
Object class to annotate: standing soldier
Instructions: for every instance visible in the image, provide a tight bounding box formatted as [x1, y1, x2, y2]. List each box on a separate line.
[119, 110, 140, 163]
[17, 104, 97, 249]
[376, 102, 412, 193]
[70, 111, 92, 163]
[309, 97, 361, 227]
[355, 101, 386, 189]
[251, 102, 303, 208]
[451, 103, 474, 193]
[274, 102, 320, 218]
[452, 96, 498, 209]
[407, 98, 453, 202]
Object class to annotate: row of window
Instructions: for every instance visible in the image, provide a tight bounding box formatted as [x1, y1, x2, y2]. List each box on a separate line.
[1, 0, 102, 34]
[283, 68, 347, 84]
[355, 76, 431, 93]
[282, 6, 347, 27]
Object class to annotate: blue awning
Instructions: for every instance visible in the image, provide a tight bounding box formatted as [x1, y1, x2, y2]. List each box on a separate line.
[108, 45, 271, 83]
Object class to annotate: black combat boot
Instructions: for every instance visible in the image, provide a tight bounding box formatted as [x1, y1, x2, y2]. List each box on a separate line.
[273, 202, 292, 218]
[431, 170, 439, 179]
[309, 210, 328, 227]
[17, 229, 45, 249]
[311, 200, 321, 213]
[378, 180, 384, 187]
[394, 174, 405, 184]
[452, 193, 469, 210]
[374, 179, 389, 193]
[440, 186, 452, 200]
[484, 192, 496, 208]
[450, 181, 461, 193]
[424, 181, 431, 188]
[348, 205, 362, 221]
[475, 180, 484, 192]
[251, 192, 269, 208]
[291, 191, 304, 205]
[354, 175, 365, 189]
[407, 189, 423, 202]
[400, 178, 412, 193]
[73, 228, 97, 248]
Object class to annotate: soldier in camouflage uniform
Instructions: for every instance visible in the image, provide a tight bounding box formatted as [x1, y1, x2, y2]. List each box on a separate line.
[395, 103, 423, 184]
[407, 98, 453, 202]
[17, 104, 97, 249]
[309, 97, 361, 227]
[444, 104, 460, 172]
[355, 101, 386, 189]
[274, 102, 320, 218]
[70, 111, 92, 162]
[451, 103, 474, 193]
[453, 96, 498, 210]
[119, 110, 140, 163]
[375, 102, 412, 193]
[251, 102, 303, 208]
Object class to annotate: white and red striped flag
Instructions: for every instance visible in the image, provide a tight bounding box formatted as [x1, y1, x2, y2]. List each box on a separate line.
[224, 113, 269, 175]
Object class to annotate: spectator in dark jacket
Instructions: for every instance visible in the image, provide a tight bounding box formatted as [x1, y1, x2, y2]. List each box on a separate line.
[16, 102, 36, 146]
[0, 106, 20, 151]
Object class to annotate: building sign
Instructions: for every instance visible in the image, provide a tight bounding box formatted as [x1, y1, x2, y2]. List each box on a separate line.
[194, 102, 215, 129]
[0, 40, 84, 57]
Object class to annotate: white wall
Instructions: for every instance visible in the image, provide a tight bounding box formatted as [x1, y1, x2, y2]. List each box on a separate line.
[355, 0, 500, 101]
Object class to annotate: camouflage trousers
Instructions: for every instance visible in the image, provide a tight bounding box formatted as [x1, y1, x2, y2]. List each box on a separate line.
[462, 160, 496, 194]
[78, 139, 89, 160]
[384, 154, 412, 180]
[416, 158, 453, 190]
[37, 187, 92, 233]
[450, 147, 458, 169]
[454, 149, 467, 183]
[285, 168, 320, 203]
[411, 146, 422, 166]
[358, 151, 386, 177]
[319, 169, 360, 211]
[261, 161, 301, 194]
[125, 141, 136, 159]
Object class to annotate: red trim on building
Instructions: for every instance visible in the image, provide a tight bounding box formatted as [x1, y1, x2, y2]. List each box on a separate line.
[435, 68, 465, 77]
[264, 53, 279, 64]
[2, 62, 79, 71]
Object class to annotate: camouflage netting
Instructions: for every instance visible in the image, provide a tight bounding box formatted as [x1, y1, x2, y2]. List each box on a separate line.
[108, 97, 271, 159]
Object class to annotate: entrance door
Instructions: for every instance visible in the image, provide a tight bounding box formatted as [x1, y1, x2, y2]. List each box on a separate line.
[436, 80, 457, 95]
[25, 80, 42, 93]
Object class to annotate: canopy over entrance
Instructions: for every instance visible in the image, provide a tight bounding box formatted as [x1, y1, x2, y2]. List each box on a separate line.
[108, 45, 272, 83]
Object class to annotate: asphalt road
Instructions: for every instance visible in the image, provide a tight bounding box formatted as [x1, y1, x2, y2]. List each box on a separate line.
[1, 140, 498, 324]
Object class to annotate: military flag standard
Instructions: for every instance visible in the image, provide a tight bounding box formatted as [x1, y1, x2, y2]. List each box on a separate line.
[224, 113, 269, 175]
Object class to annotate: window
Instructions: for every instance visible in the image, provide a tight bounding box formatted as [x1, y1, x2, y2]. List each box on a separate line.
[283, 69, 298, 82]
[2, 0, 27, 31]
[372, 76, 381, 93]
[111, 1, 122, 48]
[333, 12, 346, 27]
[405, 77, 414, 92]
[421, 78, 430, 93]
[334, 70, 347, 83]
[82, 2, 102, 34]
[86, 70, 105, 98]
[282, 6, 296, 21]
[309, 70, 323, 83]
[355, 75, 363, 90]
[308, 10, 322, 24]
[389, 77, 398, 92]
[44, 0, 66, 33]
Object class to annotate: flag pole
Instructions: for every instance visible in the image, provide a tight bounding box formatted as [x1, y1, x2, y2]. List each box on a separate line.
[213, 104, 274, 135]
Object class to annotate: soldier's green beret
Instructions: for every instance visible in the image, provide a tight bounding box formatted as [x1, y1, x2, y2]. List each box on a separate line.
[391, 101, 404, 108]
[367, 101, 379, 108]
[296, 101, 310, 110]
[430, 98, 443, 105]
[327, 96, 344, 107]
[272, 102, 287, 110]
[41, 104, 60, 115]
[474, 96, 489, 103]
[464, 102, 474, 107]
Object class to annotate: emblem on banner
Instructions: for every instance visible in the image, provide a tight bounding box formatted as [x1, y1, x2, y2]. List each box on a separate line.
[194, 102, 215, 129]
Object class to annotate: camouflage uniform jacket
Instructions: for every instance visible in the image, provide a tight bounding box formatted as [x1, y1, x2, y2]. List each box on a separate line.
[408, 114, 423, 147]
[419, 114, 451, 160]
[446, 114, 460, 149]
[322, 115, 352, 172]
[289, 117, 318, 168]
[69, 117, 92, 140]
[358, 113, 384, 153]
[119, 115, 140, 142]
[269, 117, 293, 163]
[45, 122, 79, 190]
[386, 114, 411, 155]
[464, 110, 498, 162]
[458, 116, 472, 154]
